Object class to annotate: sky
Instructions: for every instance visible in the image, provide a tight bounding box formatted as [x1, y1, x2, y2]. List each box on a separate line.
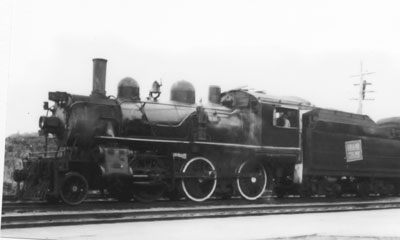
[2, 0, 400, 137]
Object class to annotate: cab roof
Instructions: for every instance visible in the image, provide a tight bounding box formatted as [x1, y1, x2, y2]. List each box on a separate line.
[224, 89, 314, 109]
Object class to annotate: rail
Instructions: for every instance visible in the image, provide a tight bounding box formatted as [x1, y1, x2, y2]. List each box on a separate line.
[2, 197, 400, 229]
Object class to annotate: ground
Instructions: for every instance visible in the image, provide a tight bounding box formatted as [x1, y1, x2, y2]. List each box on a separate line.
[2, 209, 400, 240]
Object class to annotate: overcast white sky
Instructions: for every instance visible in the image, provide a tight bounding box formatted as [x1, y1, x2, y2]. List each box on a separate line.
[2, 0, 400, 137]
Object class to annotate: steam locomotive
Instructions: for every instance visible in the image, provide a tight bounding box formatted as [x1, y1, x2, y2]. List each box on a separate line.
[14, 58, 400, 205]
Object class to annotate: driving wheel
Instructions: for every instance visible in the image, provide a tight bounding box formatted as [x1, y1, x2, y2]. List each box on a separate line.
[181, 157, 217, 202]
[131, 157, 166, 203]
[236, 161, 267, 200]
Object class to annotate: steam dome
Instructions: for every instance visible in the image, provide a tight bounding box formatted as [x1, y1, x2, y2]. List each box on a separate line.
[170, 80, 195, 104]
[117, 77, 140, 100]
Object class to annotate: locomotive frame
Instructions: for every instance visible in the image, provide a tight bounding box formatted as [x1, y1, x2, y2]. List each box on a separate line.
[14, 58, 400, 205]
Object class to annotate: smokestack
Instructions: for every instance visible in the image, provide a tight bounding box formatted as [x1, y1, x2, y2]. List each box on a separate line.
[91, 58, 107, 97]
[208, 85, 221, 104]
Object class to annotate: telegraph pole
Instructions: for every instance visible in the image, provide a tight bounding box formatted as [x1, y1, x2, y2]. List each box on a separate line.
[350, 62, 375, 114]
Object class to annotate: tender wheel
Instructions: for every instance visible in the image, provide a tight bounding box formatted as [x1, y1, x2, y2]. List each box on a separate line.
[356, 181, 370, 198]
[181, 157, 217, 202]
[236, 161, 267, 200]
[59, 172, 88, 205]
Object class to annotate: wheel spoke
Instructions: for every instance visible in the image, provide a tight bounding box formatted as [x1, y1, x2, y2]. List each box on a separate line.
[131, 157, 166, 203]
[181, 157, 217, 202]
[60, 172, 88, 205]
[236, 161, 267, 200]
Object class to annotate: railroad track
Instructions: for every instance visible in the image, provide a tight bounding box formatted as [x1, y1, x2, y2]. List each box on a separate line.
[2, 197, 400, 229]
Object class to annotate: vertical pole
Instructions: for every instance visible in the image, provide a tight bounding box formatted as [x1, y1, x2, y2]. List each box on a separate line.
[357, 62, 363, 114]
[294, 108, 303, 184]
[351, 61, 374, 114]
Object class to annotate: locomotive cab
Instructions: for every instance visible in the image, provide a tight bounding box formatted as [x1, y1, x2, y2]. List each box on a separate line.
[219, 89, 314, 194]
[220, 89, 313, 149]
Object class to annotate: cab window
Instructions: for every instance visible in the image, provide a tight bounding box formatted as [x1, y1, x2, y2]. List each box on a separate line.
[274, 107, 299, 128]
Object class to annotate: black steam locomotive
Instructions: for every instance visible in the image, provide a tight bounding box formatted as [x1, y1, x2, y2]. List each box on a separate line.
[14, 58, 400, 205]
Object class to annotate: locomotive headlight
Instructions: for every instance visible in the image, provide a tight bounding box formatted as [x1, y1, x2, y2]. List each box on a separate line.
[38, 116, 63, 135]
[39, 116, 45, 129]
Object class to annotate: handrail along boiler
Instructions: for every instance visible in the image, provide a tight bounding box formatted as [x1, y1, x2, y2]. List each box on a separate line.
[14, 58, 400, 205]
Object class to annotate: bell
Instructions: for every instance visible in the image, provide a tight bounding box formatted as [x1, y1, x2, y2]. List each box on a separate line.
[149, 80, 162, 100]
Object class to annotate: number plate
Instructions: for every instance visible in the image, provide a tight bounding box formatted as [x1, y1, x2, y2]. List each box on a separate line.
[345, 140, 363, 162]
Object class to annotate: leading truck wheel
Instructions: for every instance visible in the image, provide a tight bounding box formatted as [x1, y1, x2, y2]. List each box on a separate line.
[59, 172, 88, 205]
[236, 161, 267, 200]
[181, 157, 217, 202]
